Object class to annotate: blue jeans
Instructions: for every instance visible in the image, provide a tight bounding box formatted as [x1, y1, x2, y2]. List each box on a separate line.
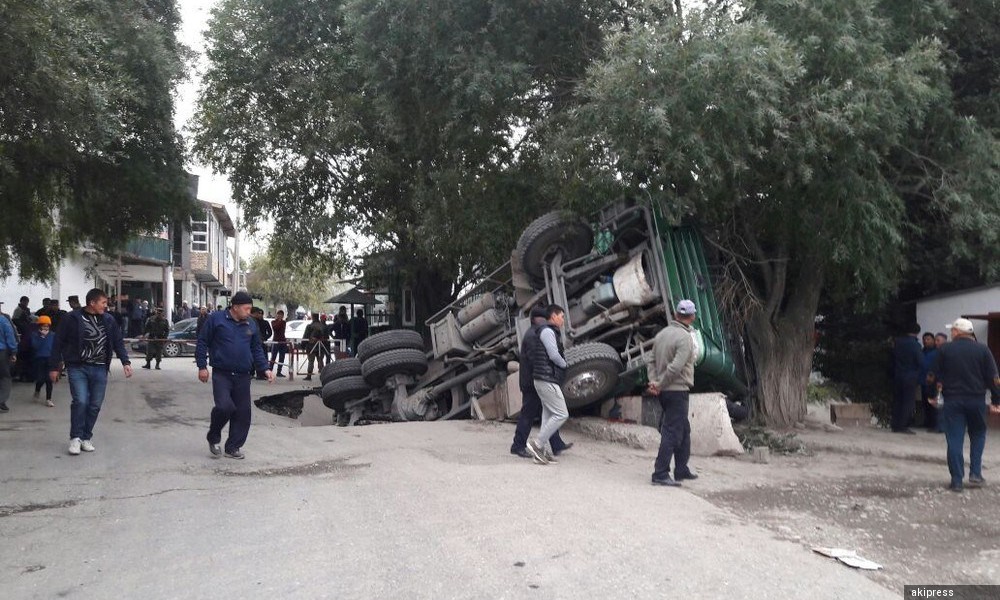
[68, 365, 109, 440]
[208, 371, 253, 452]
[942, 395, 988, 487]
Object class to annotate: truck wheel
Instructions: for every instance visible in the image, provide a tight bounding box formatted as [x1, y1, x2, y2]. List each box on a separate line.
[320, 357, 362, 385]
[361, 348, 428, 387]
[356, 330, 424, 363]
[562, 343, 622, 410]
[321, 375, 370, 410]
[516, 211, 593, 288]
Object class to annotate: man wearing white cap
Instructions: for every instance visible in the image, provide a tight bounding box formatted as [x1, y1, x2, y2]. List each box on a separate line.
[928, 318, 1000, 492]
[647, 299, 699, 487]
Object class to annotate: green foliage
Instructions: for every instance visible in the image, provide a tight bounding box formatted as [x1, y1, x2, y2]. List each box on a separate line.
[0, 0, 195, 280]
[194, 0, 617, 317]
[735, 425, 807, 454]
[245, 249, 342, 315]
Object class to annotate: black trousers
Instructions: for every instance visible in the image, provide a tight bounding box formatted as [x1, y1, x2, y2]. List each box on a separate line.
[653, 390, 691, 480]
[511, 388, 566, 452]
[891, 379, 918, 431]
[207, 371, 252, 452]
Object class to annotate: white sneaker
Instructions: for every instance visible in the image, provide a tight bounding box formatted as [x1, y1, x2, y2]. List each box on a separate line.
[68, 438, 82, 455]
[80, 440, 95, 452]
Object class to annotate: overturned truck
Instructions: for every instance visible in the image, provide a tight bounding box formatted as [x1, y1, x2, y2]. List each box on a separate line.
[318, 200, 749, 426]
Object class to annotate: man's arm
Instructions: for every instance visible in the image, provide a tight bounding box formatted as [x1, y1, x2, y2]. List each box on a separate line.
[538, 328, 567, 369]
[195, 314, 212, 370]
[109, 317, 131, 366]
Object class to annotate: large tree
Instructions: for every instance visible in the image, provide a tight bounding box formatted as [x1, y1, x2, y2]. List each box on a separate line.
[0, 0, 195, 280]
[553, 0, 999, 426]
[193, 0, 619, 323]
[245, 249, 344, 316]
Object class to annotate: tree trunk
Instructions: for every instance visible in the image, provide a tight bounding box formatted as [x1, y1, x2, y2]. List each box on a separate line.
[746, 263, 825, 428]
[410, 264, 457, 331]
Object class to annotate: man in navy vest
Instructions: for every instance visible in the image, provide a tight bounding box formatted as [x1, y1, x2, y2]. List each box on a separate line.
[510, 305, 570, 459]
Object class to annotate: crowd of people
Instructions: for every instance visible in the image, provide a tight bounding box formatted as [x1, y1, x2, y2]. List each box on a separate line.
[1, 288, 996, 493]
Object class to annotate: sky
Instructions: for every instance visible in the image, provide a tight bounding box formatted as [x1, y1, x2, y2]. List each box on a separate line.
[174, 0, 270, 259]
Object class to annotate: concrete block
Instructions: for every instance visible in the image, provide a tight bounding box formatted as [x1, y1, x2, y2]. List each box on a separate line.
[589, 393, 743, 456]
[687, 392, 744, 456]
[830, 403, 871, 426]
[504, 372, 523, 419]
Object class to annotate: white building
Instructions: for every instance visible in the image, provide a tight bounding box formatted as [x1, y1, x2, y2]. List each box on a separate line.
[0, 176, 237, 323]
[915, 283, 1000, 367]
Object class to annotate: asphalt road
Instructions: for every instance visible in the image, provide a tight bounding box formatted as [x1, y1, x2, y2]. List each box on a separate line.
[0, 359, 897, 599]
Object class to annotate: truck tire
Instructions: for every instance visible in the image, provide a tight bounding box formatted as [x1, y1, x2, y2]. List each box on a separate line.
[516, 211, 593, 287]
[562, 342, 622, 410]
[321, 375, 370, 410]
[361, 348, 428, 387]
[320, 357, 362, 385]
[356, 330, 424, 363]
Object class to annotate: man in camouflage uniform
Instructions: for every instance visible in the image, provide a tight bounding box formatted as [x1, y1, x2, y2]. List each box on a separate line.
[143, 308, 171, 370]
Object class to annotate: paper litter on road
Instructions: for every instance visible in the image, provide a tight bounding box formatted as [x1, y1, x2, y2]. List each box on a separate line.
[812, 547, 883, 570]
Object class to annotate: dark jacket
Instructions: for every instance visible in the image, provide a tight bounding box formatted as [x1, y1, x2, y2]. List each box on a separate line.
[929, 337, 1000, 403]
[30, 331, 55, 359]
[49, 308, 131, 371]
[254, 317, 272, 342]
[891, 335, 923, 385]
[518, 324, 541, 393]
[144, 316, 171, 340]
[195, 309, 269, 374]
[528, 323, 566, 385]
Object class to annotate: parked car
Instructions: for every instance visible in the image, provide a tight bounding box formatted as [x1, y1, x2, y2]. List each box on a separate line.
[130, 317, 198, 358]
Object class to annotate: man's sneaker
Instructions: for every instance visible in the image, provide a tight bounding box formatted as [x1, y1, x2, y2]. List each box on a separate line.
[224, 448, 245, 459]
[142, 364, 151, 369]
[275, 373, 286, 378]
[208, 442, 222, 458]
[525, 440, 548, 465]
[68, 438, 82, 455]
[46, 399, 54, 407]
[675, 471, 699, 481]
[544, 452, 559, 464]
[948, 483, 963, 493]
[80, 440, 95, 452]
[0, 403, 9, 413]
[155, 365, 161, 370]
[968, 475, 985, 488]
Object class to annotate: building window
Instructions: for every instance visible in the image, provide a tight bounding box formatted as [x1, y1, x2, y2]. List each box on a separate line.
[191, 211, 208, 252]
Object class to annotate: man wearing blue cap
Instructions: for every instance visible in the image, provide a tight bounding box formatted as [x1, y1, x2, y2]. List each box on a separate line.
[647, 299, 699, 486]
[196, 291, 273, 459]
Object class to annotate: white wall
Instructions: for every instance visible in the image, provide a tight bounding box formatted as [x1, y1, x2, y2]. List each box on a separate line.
[916, 285, 1000, 342]
[0, 255, 96, 314]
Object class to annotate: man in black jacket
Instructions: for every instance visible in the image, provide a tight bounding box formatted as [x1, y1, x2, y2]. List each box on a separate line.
[49, 288, 132, 456]
[929, 318, 1000, 492]
[510, 305, 570, 459]
[890, 323, 923, 434]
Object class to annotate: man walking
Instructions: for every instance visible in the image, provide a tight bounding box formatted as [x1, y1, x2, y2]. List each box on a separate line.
[524, 304, 569, 465]
[890, 323, 923, 434]
[0, 311, 17, 413]
[928, 318, 1000, 492]
[269, 310, 288, 377]
[195, 291, 273, 460]
[648, 299, 699, 487]
[48, 288, 133, 455]
[511, 305, 570, 459]
[142, 308, 170, 370]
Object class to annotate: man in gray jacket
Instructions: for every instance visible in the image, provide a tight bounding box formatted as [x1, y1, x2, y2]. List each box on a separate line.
[647, 299, 699, 486]
[524, 304, 569, 465]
